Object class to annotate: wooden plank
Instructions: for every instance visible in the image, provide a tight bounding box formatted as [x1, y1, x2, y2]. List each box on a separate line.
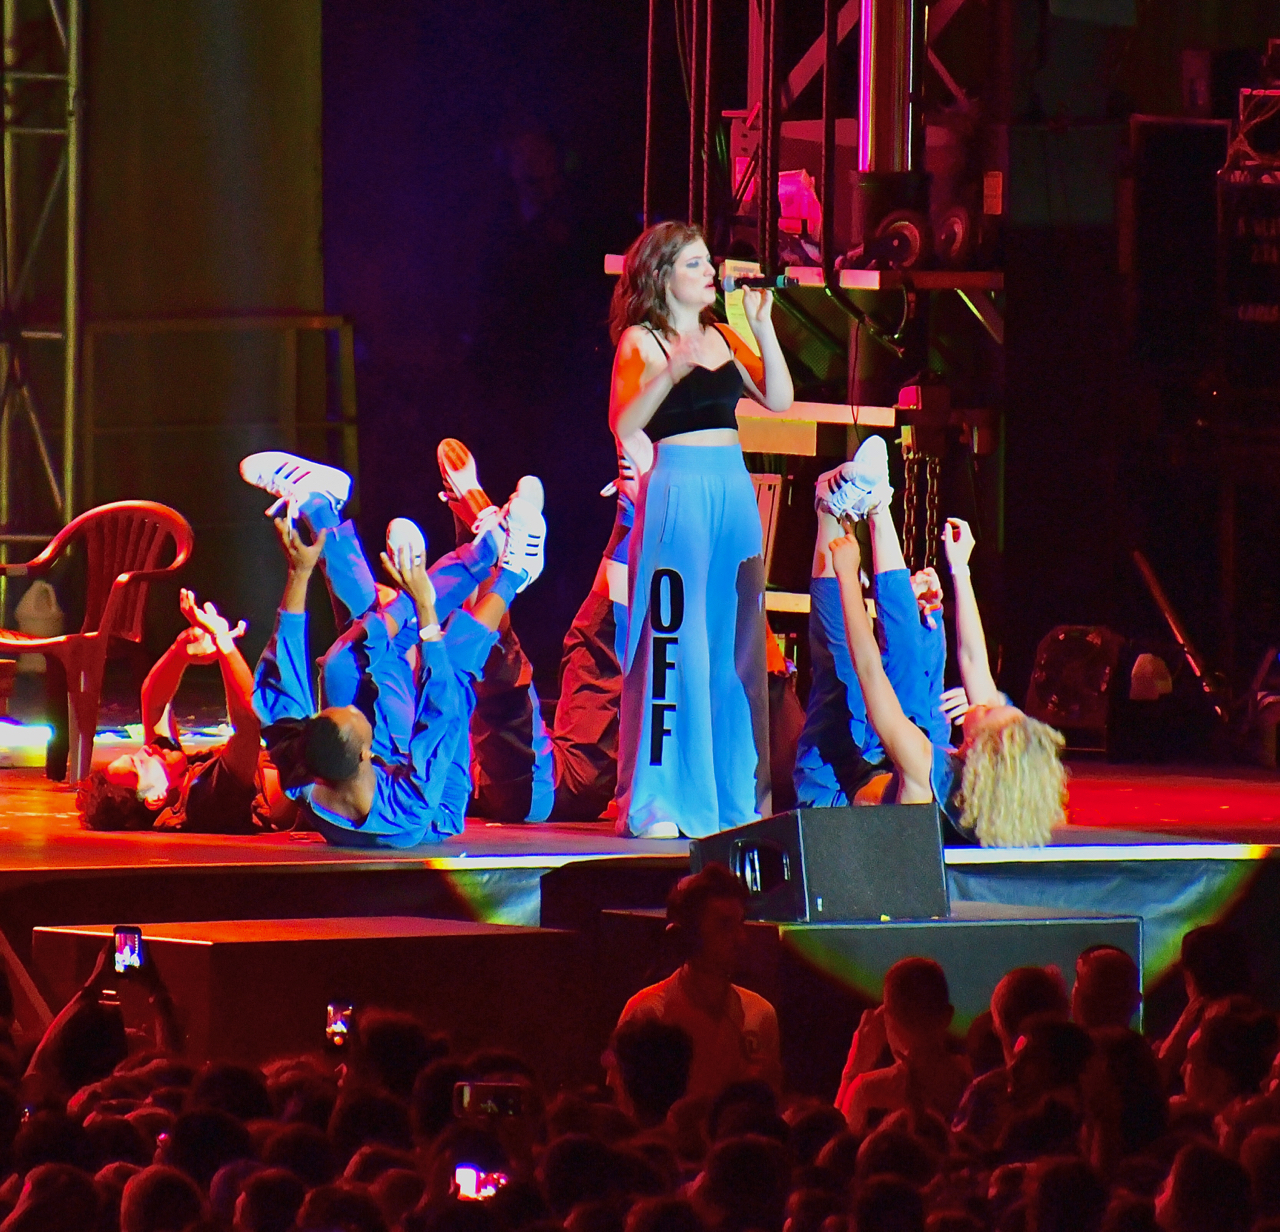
[765, 591, 811, 614]
[738, 398, 854, 424]
[853, 405, 897, 426]
[839, 269, 1005, 292]
[783, 265, 829, 287]
[87, 315, 346, 335]
[738, 416, 816, 455]
[738, 400, 895, 453]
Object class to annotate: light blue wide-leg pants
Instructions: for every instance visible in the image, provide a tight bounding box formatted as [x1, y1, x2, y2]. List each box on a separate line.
[617, 443, 771, 837]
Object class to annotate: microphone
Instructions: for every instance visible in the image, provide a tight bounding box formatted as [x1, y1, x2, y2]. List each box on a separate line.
[722, 274, 799, 293]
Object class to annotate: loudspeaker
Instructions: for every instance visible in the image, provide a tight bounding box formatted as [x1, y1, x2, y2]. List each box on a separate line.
[1024, 624, 1126, 754]
[1220, 156, 1280, 387]
[688, 805, 949, 923]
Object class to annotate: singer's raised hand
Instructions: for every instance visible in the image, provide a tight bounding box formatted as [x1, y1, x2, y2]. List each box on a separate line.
[742, 288, 775, 334]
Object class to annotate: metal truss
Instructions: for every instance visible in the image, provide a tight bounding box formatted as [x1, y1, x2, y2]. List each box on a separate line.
[0, 0, 81, 624]
[645, 0, 1000, 276]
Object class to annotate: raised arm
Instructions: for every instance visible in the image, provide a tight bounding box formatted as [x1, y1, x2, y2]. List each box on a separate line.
[942, 519, 1001, 708]
[836, 1004, 889, 1115]
[27, 939, 184, 1098]
[279, 519, 323, 616]
[737, 289, 793, 412]
[180, 589, 260, 785]
[830, 533, 934, 800]
[253, 520, 327, 725]
[140, 637, 194, 745]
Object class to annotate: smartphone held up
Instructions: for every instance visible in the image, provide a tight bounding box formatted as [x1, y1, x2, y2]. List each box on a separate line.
[453, 1165, 510, 1201]
[113, 926, 143, 976]
[453, 1080, 525, 1119]
[326, 1001, 354, 1049]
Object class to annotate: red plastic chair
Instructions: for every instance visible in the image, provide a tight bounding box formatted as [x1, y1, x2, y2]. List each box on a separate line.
[0, 501, 193, 782]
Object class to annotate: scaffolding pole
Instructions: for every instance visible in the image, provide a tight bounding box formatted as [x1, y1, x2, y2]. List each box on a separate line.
[0, 0, 80, 625]
[62, 0, 80, 522]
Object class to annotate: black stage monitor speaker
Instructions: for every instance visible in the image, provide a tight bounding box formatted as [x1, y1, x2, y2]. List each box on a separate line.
[689, 806, 949, 923]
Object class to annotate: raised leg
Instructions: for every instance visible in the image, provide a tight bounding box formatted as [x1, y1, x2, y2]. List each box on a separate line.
[549, 588, 623, 820]
[793, 510, 884, 806]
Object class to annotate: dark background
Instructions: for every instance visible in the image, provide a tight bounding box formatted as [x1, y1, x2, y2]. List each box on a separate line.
[321, 0, 649, 680]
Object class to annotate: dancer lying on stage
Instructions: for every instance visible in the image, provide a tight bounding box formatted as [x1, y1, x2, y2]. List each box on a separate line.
[77, 589, 298, 833]
[794, 435, 955, 811]
[800, 436, 1065, 846]
[243, 450, 546, 847]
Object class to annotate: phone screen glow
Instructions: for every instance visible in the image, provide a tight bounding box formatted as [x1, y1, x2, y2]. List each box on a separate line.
[114, 929, 141, 975]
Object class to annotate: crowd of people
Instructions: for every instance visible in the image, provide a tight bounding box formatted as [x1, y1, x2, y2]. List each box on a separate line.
[0, 867, 1277, 1232]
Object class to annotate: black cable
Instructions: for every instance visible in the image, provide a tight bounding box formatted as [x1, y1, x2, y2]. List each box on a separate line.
[673, 0, 692, 106]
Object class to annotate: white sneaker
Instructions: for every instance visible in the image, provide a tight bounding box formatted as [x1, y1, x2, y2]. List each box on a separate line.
[470, 503, 507, 561]
[437, 438, 495, 529]
[510, 474, 544, 514]
[815, 435, 893, 521]
[500, 477, 546, 593]
[239, 452, 351, 523]
[635, 820, 681, 839]
[386, 518, 426, 566]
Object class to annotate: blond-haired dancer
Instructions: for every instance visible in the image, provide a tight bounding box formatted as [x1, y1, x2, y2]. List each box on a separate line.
[816, 443, 1066, 846]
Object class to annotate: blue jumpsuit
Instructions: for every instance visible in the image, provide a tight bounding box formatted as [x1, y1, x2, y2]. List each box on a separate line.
[616, 336, 772, 837]
[253, 603, 494, 846]
[792, 565, 975, 843]
[793, 568, 950, 806]
[297, 495, 502, 762]
[252, 494, 515, 846]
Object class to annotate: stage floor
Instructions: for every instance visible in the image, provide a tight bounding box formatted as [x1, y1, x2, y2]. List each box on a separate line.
[2, 758, 1280, 865]
[1, 761, 1280, 873]
[1062, 762, 1280, 841]
[0, 767, 684, 873]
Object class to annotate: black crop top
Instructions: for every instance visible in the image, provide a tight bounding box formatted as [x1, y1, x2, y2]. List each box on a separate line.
[644, 325, 744, 442]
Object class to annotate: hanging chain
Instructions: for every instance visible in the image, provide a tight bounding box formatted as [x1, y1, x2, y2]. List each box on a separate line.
[924, 455, 941, 570]
[900, 440, 920, 572]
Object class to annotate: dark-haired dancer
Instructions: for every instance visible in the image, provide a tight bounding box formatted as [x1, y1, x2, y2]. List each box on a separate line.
[244, 451, 545, 846]
[609, 222, 793, 838]
[77, 589, 296, 834]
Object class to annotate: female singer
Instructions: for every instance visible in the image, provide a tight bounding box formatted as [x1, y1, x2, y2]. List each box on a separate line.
[608, 222, 793, 838]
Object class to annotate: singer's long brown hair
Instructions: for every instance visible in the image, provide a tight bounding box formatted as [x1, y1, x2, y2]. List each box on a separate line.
[608, 221, 716, 344]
